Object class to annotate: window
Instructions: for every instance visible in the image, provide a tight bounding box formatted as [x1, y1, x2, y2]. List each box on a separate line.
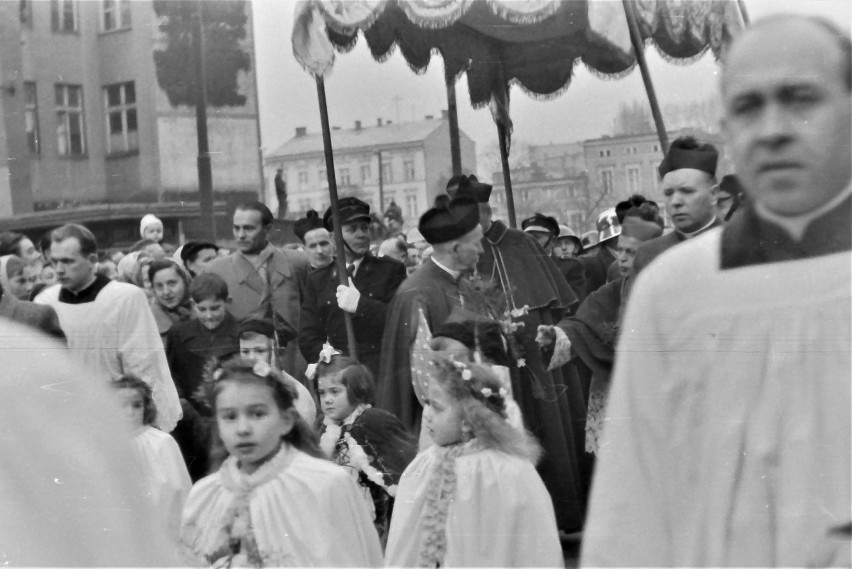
[598, 150, 604, 157]
[405, 194, 418, 219]
[653, 144, 659, 152]
[600, 168, 614, 194]
[20, 0, 32, 26]
[626, 166, 641, 193]
[51, 0, 78, 32]
[605, 149, 611, 157]
[298, 171, 308, 188]
[24, 82, 40, 154]
[55, 84, 85, 156]
[104, 82, 137, 154]
[101, 0, 131, 31]
[403, 159, 415, 181]
[339, 168, 351, 185]
[360, 164, 371, 182]
[319, 169, 326, 184]
[381, 162, 392, 183]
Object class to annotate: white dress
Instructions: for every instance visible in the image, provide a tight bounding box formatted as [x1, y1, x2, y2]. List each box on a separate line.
[180, 443, 383, 567]
[36, 281, 182, 431]
[385, 441, 564, 567]
[582, 229, 851, 567]
[132, 426, 192, 541]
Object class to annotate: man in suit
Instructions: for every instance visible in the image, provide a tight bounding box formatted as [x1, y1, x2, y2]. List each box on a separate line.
[632, 136, 722, 276]
[206, 202, 309, 376]
[300, 197, 406, 378]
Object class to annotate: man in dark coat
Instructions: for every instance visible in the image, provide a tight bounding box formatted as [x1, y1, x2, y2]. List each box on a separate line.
[632, 136, 722, 276]
[523, 213, 583, 313]
[578, 208, 620, 301]
[452, 175, 588, 534]
[377, 197, 486, 434]
[300, 197, 406, 377]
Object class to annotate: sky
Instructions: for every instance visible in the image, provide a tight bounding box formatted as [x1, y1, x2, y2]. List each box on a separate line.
[251, 0, 851, 180]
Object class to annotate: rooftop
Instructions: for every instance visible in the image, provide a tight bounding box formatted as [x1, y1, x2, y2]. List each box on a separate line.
[266, 118, 449, 159]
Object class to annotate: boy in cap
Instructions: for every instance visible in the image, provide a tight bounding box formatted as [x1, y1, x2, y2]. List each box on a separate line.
[300, 197, 405, 379]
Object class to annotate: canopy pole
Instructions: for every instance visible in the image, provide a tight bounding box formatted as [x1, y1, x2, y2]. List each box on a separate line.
[315, 76, 357, 358]
[497, 122, 517, 229]
[622, 0, 669, 155]
[193, 0, 216, 240]
[736, 0, 750, 25]
[445, 74, 462, 176]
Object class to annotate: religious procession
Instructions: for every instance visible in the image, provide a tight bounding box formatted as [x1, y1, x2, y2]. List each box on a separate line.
[0, 0, 849, 567]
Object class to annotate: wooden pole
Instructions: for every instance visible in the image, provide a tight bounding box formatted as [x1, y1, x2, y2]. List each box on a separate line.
[497, 122, 517, 229]
[736, 0, 750, 26]
[193, 0, 216, 240]
[315, 76, 358, 358]
[446, 74, 462, 176]
[622, 0, 669, 155]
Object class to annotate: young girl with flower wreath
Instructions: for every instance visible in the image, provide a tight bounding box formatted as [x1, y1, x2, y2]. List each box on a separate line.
[384, 356, 564, 567]
[314, 350, 417, 546]
[179, 358, 382, 567]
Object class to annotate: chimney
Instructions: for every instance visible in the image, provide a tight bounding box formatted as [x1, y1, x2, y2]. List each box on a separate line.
[295, 126, 307, 137]
[332, 126, 341, 131]
[355, 120, 362, 130]
[441, 109, 449, 119]
[386, 120, 392, 125]
[425, 115, 434, 120]
[377, 118, 383, 127]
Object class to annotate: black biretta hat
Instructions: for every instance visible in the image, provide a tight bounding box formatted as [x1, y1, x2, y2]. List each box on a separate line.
[418, 197, 480, 245]
[521, 213, 559, 236]
[323, 197, 371, 230]
[294, 210, 324, 242]
[658, 136, 719, 178]
[447, 174, 492, 203]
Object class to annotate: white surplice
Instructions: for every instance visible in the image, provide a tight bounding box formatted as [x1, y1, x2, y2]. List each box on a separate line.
[180, 443, 383, 567]
[582, 229, 851, 567]
[385, 442, 564, 567]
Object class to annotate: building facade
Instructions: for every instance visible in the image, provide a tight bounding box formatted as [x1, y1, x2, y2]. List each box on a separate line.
[264, 115, 476, 230]
[0, 0, 261, 243]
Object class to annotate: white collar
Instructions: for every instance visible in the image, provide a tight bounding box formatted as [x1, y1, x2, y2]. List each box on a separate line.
[754, 183, 852, 241]
[430, 256, 461, 280]
[677, 216, 718, 240]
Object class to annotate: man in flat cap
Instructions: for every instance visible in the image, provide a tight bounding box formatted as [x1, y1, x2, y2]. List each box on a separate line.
[377, 196, 486, 434]
[451, 175, 588, 534]
[524, 213, 587, 312]
[293, 210, 334, 272]
[300, 197, 406, 378]
[583, 15, 851, 567]
[632, 135, 721, 276]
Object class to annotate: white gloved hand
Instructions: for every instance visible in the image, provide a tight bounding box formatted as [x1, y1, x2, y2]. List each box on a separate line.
[336, 277, 361, 313]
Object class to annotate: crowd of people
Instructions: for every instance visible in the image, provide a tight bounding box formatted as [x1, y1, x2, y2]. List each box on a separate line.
[0, 14, 849, 567]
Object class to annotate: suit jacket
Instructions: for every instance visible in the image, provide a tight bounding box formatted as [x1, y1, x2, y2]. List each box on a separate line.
[300, 254, 406, 376]
[633, 217, 722, 276]
[0, 292, 65, 341]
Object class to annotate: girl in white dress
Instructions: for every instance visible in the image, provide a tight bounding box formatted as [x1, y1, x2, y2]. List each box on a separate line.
[114, 374, 192, 541]
[385, 356, 564, 567]
[180, 358, 382, 567]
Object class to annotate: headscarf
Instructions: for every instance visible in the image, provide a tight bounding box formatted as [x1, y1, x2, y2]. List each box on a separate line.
[0, 255, 25, 298]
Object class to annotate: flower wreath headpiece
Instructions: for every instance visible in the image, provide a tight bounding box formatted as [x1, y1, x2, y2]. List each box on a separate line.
[195, 357, 291, 412]
[438, 357, 509, 416]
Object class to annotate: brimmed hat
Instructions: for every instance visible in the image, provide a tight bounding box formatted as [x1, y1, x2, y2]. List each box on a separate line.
[522, 213, 559, 236]
[418, 197, 480, 245]
[447, 175, 492, 204]
[294, 210, 325, 241]
[323, 197, 371, 230]
[596, 208, 621, 243]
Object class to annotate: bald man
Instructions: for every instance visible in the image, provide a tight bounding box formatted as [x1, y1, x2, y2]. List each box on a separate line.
[582, 16, 851, 567]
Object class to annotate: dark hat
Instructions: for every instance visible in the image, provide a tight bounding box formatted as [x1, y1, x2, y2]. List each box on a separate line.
[658, 136, 719, 178]
[418, 197, 480, 245]
[180, 241, 219, 265]
[447, 174, 492, 204]
[620, 216, 663, 242]
[294, 210, 325, 242]
[323, 197, 371, 230]
[238, 315, 297, 347]
[521, 213, 559, 236]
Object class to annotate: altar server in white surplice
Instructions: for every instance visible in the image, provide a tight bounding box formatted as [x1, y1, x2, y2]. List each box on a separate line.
[36, 223, 181, 432]
[582, 15, 852, 568]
